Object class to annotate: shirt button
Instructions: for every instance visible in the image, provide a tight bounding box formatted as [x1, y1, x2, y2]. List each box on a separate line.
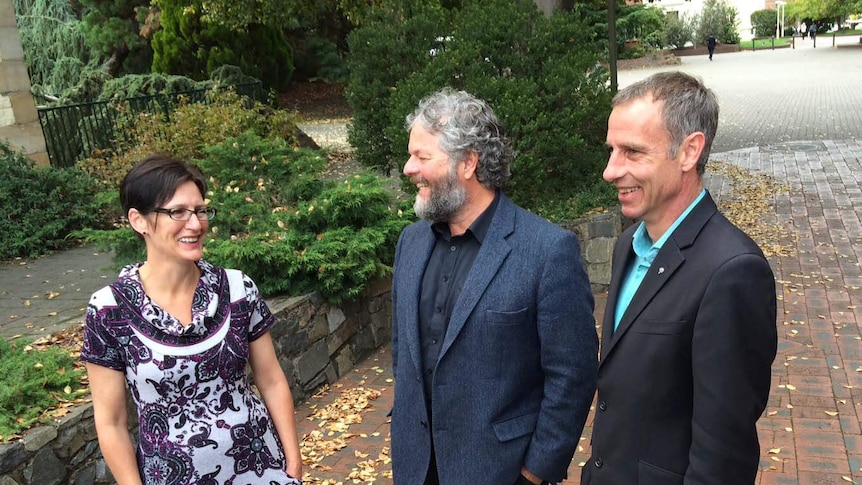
[431, 338, 438, 344]
[436, 306, 442, 313]
[443, 276, 449, 282]
[450, 245, 457, 251]
[599, 401, 607, 411]
[594, 458, 603, 468]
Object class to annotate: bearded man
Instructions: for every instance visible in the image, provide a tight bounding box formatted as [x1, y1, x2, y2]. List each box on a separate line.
[389, 88, 598, 485]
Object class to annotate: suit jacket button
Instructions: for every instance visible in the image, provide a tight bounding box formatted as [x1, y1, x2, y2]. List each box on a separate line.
[421, 420, 428, 428]
[594, 458, 603, 468]
[598, 401, 607, 411]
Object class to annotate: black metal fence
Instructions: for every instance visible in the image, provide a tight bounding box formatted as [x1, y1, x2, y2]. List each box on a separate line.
[37, 82, 263, 168]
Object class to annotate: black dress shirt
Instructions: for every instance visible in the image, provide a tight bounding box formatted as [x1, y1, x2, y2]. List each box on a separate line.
[418, 191, 500, 406]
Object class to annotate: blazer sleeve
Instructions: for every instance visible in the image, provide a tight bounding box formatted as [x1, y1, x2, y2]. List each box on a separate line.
[687, 253, 777, 483]
[523, 231, 599, 482]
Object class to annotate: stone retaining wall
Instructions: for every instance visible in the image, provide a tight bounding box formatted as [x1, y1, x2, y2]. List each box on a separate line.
[566, 208, 633, 292]
[0, 210, 624, 484]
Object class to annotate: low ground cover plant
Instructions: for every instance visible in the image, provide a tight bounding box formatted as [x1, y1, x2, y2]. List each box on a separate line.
[0, 337, 85, 441]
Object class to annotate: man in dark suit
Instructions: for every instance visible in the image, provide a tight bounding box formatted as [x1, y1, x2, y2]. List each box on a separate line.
[581, 71, 778, 484]
[390, 88, 598, 485]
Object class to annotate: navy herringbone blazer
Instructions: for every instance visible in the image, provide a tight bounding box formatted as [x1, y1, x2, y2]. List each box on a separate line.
[390, 192, 598, 484]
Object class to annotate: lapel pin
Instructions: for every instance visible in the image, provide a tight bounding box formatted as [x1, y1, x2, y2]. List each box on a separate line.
[658, 267, 665, 274]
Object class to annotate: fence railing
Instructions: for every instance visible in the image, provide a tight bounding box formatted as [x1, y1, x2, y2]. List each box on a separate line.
[37, 82, 263, 168]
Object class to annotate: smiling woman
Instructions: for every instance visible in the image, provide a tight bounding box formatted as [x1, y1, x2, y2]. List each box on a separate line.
[81, 155, 304, 485]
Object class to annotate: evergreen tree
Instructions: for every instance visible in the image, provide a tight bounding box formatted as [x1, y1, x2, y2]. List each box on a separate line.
[11, 0, 92, 95]
[78, 0, 152, 77]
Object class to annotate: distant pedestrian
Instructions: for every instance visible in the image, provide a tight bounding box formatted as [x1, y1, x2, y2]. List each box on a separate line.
[706, 35, 717, 61]
[810, 24, 817, 39]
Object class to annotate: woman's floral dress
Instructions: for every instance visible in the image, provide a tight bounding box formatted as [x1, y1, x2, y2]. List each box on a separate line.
[81, 260, 301, 485]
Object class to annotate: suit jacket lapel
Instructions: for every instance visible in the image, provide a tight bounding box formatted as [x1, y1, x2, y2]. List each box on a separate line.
[401, 223, 436, 374]
[600, 193, 718, 364]
[437, 194, 515, 363]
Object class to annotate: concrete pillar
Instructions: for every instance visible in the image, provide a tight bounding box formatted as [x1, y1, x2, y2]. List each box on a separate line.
[0, 0, 49, 166]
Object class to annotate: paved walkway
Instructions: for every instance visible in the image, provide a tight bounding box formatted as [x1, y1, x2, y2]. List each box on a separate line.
[2, 41, 862, 484]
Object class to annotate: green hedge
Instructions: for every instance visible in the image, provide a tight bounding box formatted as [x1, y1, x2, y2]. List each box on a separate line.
[347, 0, 615, 220]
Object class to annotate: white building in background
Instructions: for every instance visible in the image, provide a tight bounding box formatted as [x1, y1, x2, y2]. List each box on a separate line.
[628, 0, 767, 41]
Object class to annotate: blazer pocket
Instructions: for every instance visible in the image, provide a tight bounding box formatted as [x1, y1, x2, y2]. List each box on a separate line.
[632, 320, 686, 335]
[486, 307, 529, 326]
[492, 410, 539, 442]
[638, 460, 683, 485]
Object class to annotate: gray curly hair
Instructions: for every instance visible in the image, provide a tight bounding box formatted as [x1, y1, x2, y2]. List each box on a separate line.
[406, 88, 512, 189]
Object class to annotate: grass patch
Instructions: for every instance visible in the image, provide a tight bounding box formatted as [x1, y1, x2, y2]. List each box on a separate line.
[0, 336, 87, 442]
[741, 37, 793, 50]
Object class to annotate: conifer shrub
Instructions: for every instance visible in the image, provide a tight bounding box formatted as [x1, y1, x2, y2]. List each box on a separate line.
[347, 0, 614, 221]
[0, 142, 109, 260]
[78, 133, 412, 303]
[151, 0, 293, 91]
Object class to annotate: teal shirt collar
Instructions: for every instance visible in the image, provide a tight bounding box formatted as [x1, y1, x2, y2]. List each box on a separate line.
[631, 188, 707, 262]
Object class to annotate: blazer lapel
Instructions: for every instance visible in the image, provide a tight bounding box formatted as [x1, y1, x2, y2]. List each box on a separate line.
[400, 223, 436, 374]
[600, 228, 634, 361]
[600, 193, 718, 364]
[437, 194, 515, 363]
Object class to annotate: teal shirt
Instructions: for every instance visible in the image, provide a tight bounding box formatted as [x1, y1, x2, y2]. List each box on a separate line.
[613, 189, 707, 331]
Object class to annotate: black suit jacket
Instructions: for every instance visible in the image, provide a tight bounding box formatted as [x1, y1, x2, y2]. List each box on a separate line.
[582, 192, 777, 484]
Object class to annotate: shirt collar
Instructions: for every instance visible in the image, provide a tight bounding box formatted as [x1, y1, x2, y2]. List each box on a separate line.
[431, 190, 500, 243]
[632, 188, 707, 262]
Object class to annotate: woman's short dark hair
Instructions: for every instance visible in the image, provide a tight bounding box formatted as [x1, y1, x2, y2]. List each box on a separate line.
[120, 154, 207, 217]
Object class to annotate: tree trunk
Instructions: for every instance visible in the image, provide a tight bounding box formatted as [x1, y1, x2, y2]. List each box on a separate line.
[101, 45, 130, 77]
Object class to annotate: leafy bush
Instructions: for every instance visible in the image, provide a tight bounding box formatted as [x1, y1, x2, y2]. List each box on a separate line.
[0, 142, 110, 260]
[79, 133, 412, 302]
[347, 0, 614, 220]
[0, 337, 85, 441]
[77, 88, 299, 189]
[618, 4, 665, 49]
[663, 12, 697, 49]
[697, 0, 740, 45]
[751, 9, 778, 38]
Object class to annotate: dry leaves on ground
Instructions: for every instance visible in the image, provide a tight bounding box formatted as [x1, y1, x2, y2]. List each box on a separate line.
[301, 384, 390, 484]
[708, 161, 796, 257]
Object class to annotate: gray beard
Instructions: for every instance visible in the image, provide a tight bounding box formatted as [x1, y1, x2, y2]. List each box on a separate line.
[414, 170, 466, 223]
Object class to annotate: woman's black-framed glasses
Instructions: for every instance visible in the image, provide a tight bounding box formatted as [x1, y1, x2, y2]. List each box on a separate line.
[152, 208, 217, 221]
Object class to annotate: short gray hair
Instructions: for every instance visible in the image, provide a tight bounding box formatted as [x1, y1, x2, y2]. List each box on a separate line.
[613, 71, 718, 175]
[406, 88, 512, 189]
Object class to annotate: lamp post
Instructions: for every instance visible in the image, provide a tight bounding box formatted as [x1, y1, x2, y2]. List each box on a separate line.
[608, 0, 617, 94]
[775, 1, 786, 38]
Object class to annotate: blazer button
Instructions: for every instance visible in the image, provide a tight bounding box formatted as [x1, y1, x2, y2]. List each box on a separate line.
[420, 420, 428, 428]
[598, 401, 607, 411]
[594, 458, 603, 468]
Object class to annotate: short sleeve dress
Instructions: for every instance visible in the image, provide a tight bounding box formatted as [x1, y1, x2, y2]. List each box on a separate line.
[81, 260, 301, 485]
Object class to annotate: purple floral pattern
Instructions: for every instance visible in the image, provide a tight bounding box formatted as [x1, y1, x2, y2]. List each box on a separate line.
[81, 260, 300, 485]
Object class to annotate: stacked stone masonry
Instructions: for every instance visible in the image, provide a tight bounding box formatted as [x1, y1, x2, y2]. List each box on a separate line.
[0, 0, 49, 166]
[0, 210, 621, 484]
